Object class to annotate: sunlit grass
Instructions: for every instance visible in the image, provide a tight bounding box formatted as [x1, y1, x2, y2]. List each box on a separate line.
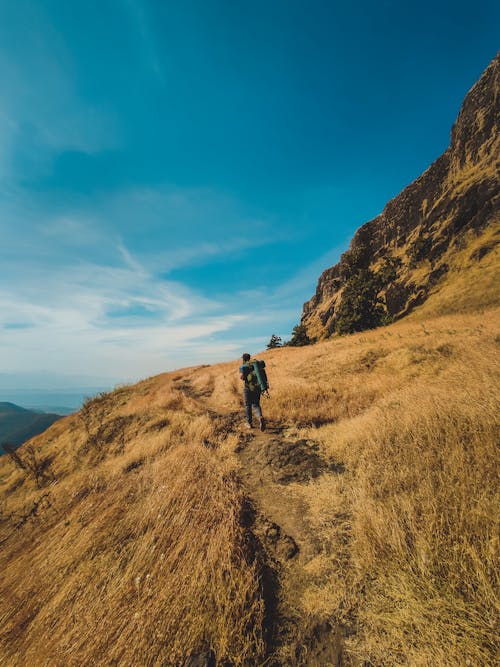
[0, 308, 498, 665]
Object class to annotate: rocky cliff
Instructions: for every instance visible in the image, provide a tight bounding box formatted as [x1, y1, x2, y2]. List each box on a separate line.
[302, 53, 499, 339]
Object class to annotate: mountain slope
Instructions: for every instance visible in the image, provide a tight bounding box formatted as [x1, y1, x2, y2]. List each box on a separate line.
[0, 308, 498, 666]
[0, 55, 498, 667]
[0, 402, 62, 454]
[302, 52, 499, 339]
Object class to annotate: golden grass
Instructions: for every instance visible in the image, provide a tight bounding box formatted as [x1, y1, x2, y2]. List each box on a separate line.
[0, 385, 264, 665]
[411, 223, 500, 320]
[313, 365, 498, 665]
[0, 305, 499, 665]
[259, 311, 499, 665]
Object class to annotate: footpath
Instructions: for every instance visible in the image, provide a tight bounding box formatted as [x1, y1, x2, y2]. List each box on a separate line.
[236, 419, 343, 666]
[175, 373, 344, 666]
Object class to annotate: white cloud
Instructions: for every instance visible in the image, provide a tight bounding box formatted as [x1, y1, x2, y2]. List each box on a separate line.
[0, 3, 336, 385]
[0, 214, 254, 379]
[0, 177, 314, 383]
[0, 271, 250, 379]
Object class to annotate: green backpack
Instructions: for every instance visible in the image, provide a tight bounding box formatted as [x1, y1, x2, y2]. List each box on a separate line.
[246, 359, 269, 393]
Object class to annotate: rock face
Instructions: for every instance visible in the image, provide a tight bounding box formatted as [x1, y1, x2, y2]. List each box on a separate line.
[302, 53, 499, 339]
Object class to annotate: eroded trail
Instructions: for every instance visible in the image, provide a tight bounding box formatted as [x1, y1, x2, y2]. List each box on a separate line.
[175, 370, 344, 665]
[236, 421, 343, 666]
[238, 423, 324, 563]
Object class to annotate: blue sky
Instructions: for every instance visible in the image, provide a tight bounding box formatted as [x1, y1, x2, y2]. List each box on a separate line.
[0, 0, 498, 386]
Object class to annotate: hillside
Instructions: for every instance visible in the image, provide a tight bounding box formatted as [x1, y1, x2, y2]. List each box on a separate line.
[0, 403, 62, 454]
[1, 53, 499, 667]
[302, 52, 499, 339]
[0, 307, 498, 666]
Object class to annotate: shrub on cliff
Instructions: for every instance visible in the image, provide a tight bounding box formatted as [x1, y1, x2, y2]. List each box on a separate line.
[267, 334, 283, 349]
[286, 324, 313, 347]
[335, 269, 385, 334]
[335, 256, 402, 335]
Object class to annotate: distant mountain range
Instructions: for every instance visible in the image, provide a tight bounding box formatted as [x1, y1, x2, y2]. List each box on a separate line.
[0, 402, 62, 454]
[0, 388, 113, 415]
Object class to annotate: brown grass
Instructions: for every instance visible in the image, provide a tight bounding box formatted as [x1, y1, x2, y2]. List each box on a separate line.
[0, 381, 264, 665]
[0, 305, 499, 665]
[295, 342, 498, 665]
[242, 311, 498, 665]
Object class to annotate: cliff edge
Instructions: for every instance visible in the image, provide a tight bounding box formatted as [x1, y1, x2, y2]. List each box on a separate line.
[302, 53, 499, 339]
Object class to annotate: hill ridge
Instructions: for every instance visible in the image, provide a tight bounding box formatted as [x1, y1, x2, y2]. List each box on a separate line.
[0, 402, 62, 454]
[0, 309, 498, 665]
[0, 56, 499, 667]
[302, 52, 499, 338]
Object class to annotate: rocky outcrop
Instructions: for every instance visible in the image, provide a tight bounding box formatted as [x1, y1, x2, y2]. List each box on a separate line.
[302, 53, 499, 338]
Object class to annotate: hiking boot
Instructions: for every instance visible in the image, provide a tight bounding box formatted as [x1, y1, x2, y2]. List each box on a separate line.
[259, 417, 266, 432]
[245, 422, 253, 429]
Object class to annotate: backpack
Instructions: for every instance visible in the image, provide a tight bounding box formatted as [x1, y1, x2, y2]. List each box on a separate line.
[249, 359, 269, 393]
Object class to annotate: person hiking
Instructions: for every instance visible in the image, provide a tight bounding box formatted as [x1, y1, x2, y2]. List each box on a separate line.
[240, 353, 266, 431]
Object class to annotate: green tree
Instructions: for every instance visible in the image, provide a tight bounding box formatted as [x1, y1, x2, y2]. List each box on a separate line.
[334, 254, 402, 336]
[335, 268, 385, 335]
[267, 334, 283, 349]
[287, 324, 312, 347]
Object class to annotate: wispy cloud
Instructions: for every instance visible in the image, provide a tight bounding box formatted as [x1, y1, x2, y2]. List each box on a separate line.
[0, 253, 249, 379]
[143, 236, 275, 274]
[0, 186, 270, 379]
[0, 2, 117, 184]
[124, 0, 165, 83]
[0, 0, 329, 383]
[270, 245, 343, 301]
[0, 174, 336, 381]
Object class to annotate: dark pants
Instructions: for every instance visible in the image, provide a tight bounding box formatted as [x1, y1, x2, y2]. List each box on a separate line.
[244, 387, 262, 424]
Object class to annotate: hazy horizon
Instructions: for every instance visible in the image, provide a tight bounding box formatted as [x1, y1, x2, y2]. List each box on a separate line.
[0, 391, 104, 414]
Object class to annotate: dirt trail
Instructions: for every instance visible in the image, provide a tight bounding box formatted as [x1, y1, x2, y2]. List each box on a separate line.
[175, 372, 344, 665]
[237, 422, 323, 563]
[236, 420, 343, 666]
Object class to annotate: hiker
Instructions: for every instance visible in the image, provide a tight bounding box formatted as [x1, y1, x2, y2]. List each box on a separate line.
[240, 353, 266, 431]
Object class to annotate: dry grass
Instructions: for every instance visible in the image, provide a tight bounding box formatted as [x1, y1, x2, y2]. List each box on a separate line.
[411, 223, 500, 320]
[259, 311, 499, 666]
[0, 381, 264, 666]
[0, 306, 499, 665]
[348, 373, 498, 666]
